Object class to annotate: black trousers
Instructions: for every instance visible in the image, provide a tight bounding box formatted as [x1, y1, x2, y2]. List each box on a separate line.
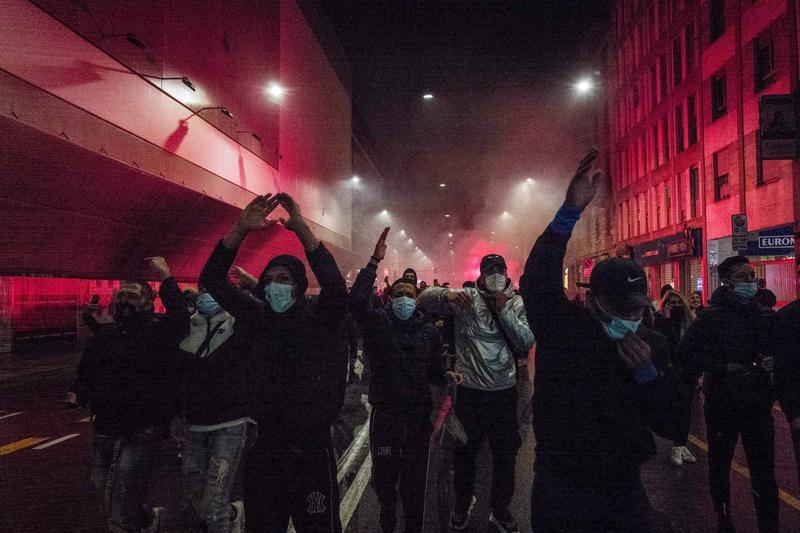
[704, 397, 779, 533]
[453, 385, 521, 511]
[369, 408, 431, 532]
[792, 426, 800, 494]
[674, 376, 697, 447]
[244, 429, 341, 533]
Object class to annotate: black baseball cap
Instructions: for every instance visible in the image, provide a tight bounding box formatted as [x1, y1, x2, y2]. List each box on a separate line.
[577, 258, 650, 311]
[480, 254, 507, 273]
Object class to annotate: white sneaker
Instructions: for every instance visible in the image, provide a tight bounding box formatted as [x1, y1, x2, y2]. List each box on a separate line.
[670, 446, 683, 467]
[680, 446, 696, 464]
[230, 500, 245, 533]
[145, 506, 165, 533]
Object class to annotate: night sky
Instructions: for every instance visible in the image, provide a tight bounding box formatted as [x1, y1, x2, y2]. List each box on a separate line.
[322, 1, 611, 280]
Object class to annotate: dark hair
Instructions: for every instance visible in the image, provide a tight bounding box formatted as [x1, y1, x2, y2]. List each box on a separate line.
[718, 255, 750, 281]
[660, 284, 674, 299]
[121, 279, 155, 302]
[462, 281, 476, 288]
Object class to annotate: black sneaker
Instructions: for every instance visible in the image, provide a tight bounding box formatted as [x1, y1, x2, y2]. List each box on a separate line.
[449, 495, 476, 530]
[489, 506, 519, 533]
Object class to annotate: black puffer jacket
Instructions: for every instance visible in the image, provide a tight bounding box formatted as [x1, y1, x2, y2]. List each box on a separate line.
[72, 278, 190, 437]
[200, 241, 348, 441]
[350, 263, 446, 416]
[770, 299, 800, 421]
[520, 225, 683, 487]
[677, 286, 775, 409]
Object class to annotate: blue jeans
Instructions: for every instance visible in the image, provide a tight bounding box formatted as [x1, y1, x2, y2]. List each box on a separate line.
[183, 422, 252, 533]
[90, 426, 162, 532]
[531, 464, 651, 532]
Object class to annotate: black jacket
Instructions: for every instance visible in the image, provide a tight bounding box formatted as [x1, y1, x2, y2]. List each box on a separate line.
[771, 299, 800, 422]
[349, 263, 446, 415]
[72, 278, 190, 437]
[200, 241, 348, 441]
[520, 225, 682, 487]
[181, 312, 254, 426]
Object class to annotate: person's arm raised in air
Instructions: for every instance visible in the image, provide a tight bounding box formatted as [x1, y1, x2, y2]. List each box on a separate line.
[416, 286, 473, 316]
[200, 194, 283, 321]
[275, 193, 348, 329]
[520, 148, 601, 336]
[147, 257, 191, 345]
[349, 227, 390, 327]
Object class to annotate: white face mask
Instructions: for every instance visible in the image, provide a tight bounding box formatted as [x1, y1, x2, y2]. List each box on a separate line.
[485, 273, 507, 292]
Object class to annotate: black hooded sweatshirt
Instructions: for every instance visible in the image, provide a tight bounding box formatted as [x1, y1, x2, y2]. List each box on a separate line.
[520, 225, 683, 487]
[200, 241, 349, 442]
[72, 278, 190, 437]
[349, 263, 446, 416]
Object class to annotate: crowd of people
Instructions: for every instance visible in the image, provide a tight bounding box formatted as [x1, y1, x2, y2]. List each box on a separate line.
[64, 150, 799, 533]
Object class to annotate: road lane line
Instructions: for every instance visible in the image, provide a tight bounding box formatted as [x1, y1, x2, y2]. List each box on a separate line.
[688, 434, 800, 512]
[0, 411, 23, 420]
[340, 453, 373, 530]
[33, 433, 80, 450]
[0, 437, 48, 455]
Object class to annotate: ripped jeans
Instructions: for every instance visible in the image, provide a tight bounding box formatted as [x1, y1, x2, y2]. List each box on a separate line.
[183, 421, 253, 533]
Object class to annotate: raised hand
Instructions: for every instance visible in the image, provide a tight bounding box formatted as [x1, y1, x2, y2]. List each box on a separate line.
[276, 193, 305, 233]
[372, 227, 390, 262]
[564, 147, 603, 212]
[228, 265, 258, 291]
[237, 194, 280, 233]
[145, 256, 171, 281]
[616, 333, 653, 372]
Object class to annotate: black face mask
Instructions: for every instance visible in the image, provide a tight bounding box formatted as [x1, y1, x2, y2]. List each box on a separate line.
[670, 306, 685, 322]
[114, 301, 138, 321]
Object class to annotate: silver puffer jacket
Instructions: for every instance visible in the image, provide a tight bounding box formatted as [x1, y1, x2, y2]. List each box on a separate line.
[418, 283, 534, 391]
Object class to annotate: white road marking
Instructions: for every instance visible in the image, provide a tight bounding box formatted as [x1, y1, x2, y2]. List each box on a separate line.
[0, 411, 23, 420]
[340, 453, 372, 530]
[33, 433, 80, 450]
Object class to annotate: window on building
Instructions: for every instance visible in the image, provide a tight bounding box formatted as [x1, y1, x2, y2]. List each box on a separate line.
[633, 84, 640, 108]
[675, 104, 685, 153]
[659, 55, 668, 99]
[648, 5, 657, 43]
[685, 24, 695, 73]
[652, 125, 660, 166]
[713, 149, 731, 200]
[710, 0, 725, 43]
[689, 165, 700, 217]
[665, 184, 672, 225]
[659, 0, 668, 34]
[678, 171, 687, 222]
[673, 38, 683, 85]
[754, 38, 776, 92]
[662, 117, 670, 161]
[655, 187, 662, 228]
[636, 197, 642, 236]
[711, 73, 727, 121]
[687, 94, 698, 146]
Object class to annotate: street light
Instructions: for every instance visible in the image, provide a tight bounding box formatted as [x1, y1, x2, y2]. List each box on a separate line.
[423, 93, 434, 100]
[575, 78, 594, 95]
[351, 175, 360, 183]
[266, 82, 286, 100]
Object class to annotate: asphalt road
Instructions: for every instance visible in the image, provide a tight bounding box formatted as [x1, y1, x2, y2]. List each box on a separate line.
[2, 358, 799, 533]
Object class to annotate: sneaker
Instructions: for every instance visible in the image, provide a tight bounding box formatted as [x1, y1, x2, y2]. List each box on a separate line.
[489, 506, 519, 533]
[670, 446, 683, 467]
[449, 495, 477, 530]
[680, 446, 697, 464]
[145, 506, 165, 533]
[230, 500, 245, 533]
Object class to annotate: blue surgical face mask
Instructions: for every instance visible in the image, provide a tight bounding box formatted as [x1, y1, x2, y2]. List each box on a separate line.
[265, 282, 295, 313]
[392, 296, 416, 320]
[196, 293, 222, 316]
[734, 281, 757, 301]
[595, 298, 642, 340]
[601, 316, 642, 340]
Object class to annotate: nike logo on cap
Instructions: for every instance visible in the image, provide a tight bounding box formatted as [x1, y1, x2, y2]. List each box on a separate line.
[628, 276, 643, 283]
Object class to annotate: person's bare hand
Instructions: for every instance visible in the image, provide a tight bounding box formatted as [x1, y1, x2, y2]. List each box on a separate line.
[145, 257, 171, 281]
[616, 333, 653, 372]
[492, 291, 508, 312]
[276, 193, 305, 232]
[564, 148, 603, 212]
[372, 227, 390, 262]
[446, 371, 464, 385]
[446, 290, 473, 311]
[64, 392, 78, 406]
[228, 265, 258, 291]
[759, 355, 775, 373]
[237, 194, 280, 233]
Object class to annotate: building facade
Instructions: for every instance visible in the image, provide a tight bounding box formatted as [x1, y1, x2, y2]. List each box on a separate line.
[608, 0, 800, 306]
